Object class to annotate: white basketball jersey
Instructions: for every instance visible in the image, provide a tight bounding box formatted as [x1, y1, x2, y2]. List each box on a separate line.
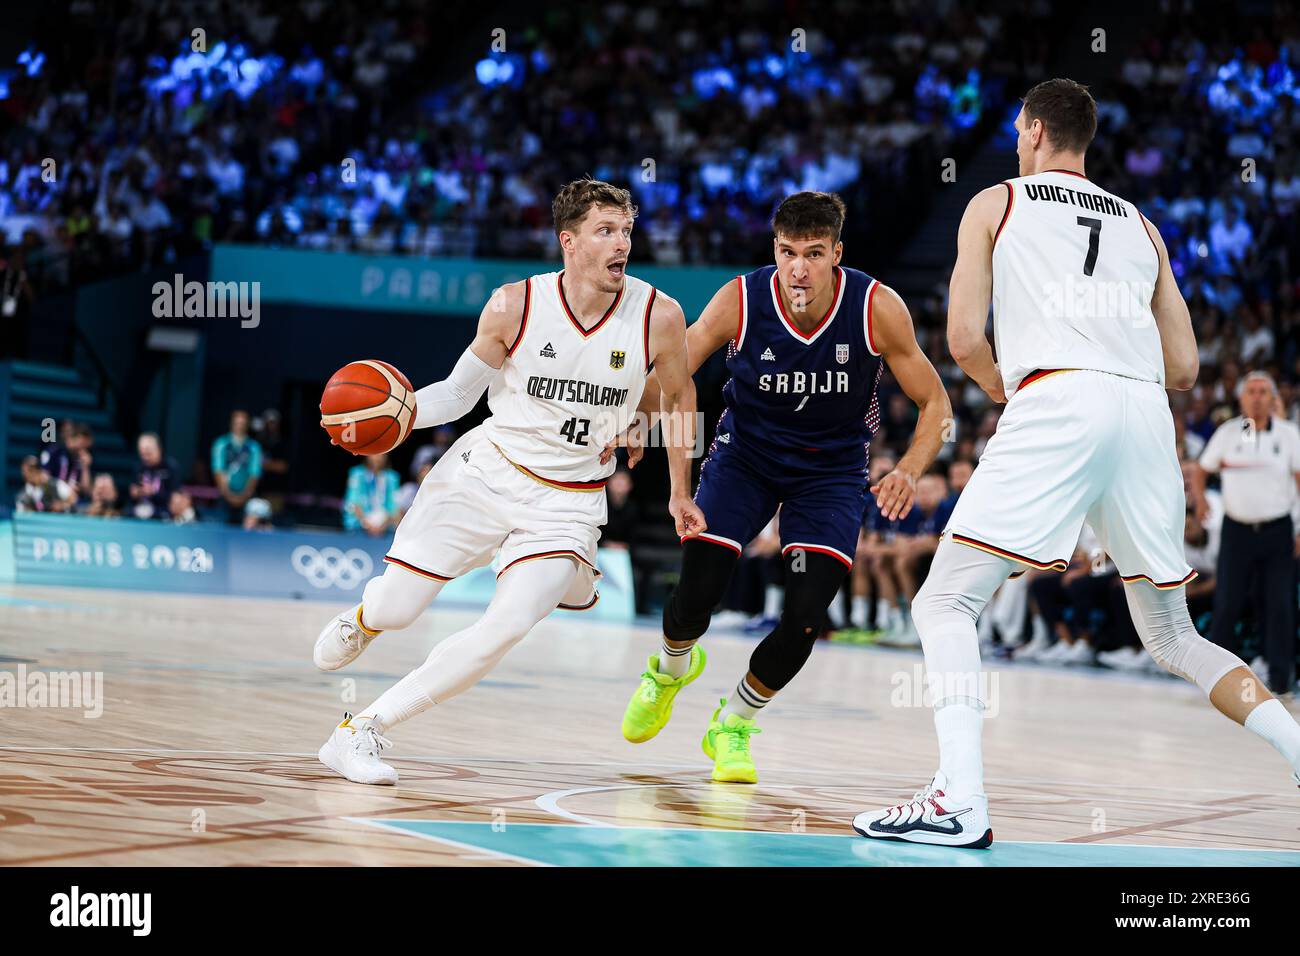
[992, 170, 1164, 395]
[482, 271, 655, 485]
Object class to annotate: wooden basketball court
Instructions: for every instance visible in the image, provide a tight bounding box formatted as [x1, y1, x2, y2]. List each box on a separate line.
[2, 584, 1297, 866]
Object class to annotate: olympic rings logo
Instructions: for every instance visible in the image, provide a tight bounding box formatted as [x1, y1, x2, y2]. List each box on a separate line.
[290, 545, 373, 589]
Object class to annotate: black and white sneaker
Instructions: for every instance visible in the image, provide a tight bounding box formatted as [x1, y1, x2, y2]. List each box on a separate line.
[852, 771, 993, 848]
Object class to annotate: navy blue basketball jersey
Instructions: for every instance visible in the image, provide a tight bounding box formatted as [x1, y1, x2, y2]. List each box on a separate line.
[713, 264, 885, 475]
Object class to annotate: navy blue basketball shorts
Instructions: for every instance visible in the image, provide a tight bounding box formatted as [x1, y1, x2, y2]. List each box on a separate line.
[689, 442, 867, 570]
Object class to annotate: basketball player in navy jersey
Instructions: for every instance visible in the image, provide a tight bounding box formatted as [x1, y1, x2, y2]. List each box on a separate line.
[611, 192, 951, 782]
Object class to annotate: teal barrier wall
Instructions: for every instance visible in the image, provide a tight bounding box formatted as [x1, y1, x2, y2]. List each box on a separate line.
[210, 244, 745, 322]
[4, 514, 635, 621]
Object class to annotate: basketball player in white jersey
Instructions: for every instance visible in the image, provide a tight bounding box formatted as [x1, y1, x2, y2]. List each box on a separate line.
[853, 79, 1300, 847]
[311, 179, 704, 784]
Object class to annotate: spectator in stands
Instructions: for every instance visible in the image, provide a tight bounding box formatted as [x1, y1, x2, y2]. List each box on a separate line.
[243, 498, 274, 532]
[1182, 506, 1219, 627]
[0, 245, 33, 358]
[891, 472, 956, 632]
[168, 490, 197, 525]
[396, 458, 434, 518]
[130, 432, 181, 520]
[342, 453, 400, 536]
[40, 421, 93, 500]
[253, 409, 289, 499]
[946, 459, 974, 504]
[603, 469, 639, 548]
[82, 474, 121, 518]
[410, 425, 457, 477]
[15, 456, 74, 513]
[211, 409, 263, 524]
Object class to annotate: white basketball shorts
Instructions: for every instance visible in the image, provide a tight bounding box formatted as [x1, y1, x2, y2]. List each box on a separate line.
[384, 424, 606, 609]
[945, 368, 1195, 588]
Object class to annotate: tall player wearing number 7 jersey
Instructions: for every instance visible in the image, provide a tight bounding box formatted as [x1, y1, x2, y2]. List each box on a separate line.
[310, 179, 705, 785]
[853, 79, 1300, 849]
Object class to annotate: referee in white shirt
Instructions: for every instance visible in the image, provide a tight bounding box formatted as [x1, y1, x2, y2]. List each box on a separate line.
[1192, 371, 1300, 694]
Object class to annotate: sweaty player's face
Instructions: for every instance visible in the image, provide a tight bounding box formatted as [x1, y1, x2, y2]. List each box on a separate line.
[564, 206, 634, 294]
[773, 234, 842, 315]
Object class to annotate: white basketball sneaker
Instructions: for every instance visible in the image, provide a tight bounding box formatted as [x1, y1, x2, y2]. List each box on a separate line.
[852, 771, 993, 848]
[318, 713, 399, 785]
[314, 604, 379, 671]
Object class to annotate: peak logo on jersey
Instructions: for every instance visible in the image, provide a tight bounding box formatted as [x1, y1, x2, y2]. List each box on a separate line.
[540, 342, 557, 358]
[761, 347, 776, 361]
[609, 350, 626, 370]
[835, 343, 850, 365]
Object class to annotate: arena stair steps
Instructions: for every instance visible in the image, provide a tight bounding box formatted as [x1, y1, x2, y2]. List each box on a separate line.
[0, 359, 137, 503]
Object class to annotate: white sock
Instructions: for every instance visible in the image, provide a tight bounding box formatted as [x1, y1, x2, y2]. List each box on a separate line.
[1244, 699, 1300, 773]
[851, 595, 867, 628]
[826, 596, 844, 628]
[876, 598, 893, 630]
[720, 678, 771, 722]
[935, 702, 984, 798]
[355, 557, 575, 735]
[659, 640, 693, 678]
[358, 674, 433, 734]
[763, 585, 782, 619]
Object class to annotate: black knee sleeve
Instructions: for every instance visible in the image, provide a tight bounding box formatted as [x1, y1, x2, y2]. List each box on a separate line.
[749, 551, 850, 691]
[663, 538, 739, 643]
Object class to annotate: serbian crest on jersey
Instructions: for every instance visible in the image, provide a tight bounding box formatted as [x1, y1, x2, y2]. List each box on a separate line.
[835, 343, 850, 365]
[609, 350, 626, 370]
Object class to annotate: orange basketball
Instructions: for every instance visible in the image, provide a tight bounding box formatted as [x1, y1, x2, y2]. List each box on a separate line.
[319, 360, 417, 455]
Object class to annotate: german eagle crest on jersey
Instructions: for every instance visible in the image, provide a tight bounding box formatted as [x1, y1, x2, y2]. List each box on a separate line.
[609, 350, 626, 370]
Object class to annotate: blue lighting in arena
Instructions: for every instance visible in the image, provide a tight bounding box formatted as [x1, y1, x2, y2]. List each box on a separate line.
[762, 54, 786, 78]
[475, 56, 521, 87]
[17, 47, 44, 77]
[692, 66, 737, 98]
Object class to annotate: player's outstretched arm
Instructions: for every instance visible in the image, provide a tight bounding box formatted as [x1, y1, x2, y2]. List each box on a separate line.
[1141, 216, 1199, 390]
[648, 291, 707, 538]
[602, 278, 739, 466]
[411, 281, 523, 429]
[948, 186, 1007, 404]
[874, 284, 953, 520]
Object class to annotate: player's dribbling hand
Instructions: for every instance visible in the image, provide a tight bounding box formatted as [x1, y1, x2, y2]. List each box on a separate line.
[871, 468, 917, 521]
[670, 495, 707, 538]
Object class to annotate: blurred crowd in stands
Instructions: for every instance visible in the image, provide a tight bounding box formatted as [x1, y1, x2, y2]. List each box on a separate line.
[0, 0, 1052, 304]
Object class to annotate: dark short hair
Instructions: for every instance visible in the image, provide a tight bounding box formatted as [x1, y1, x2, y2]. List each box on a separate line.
[772, 191, 846, 243]
[1022, 78, 1097, 154]
[552, 178, 637, 237]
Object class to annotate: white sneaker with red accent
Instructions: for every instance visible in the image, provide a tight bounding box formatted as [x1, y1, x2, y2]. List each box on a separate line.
[313, 604, 379, 671]
[852, 771, 992, 848]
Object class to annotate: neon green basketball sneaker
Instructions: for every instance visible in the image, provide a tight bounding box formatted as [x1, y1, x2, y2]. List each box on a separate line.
[701, 699, 761, 784]
[620, 645, 707, 743]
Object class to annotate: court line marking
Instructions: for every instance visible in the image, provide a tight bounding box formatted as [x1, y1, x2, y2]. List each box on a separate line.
[347, 819, 1300, 859]
[2, 748, 1295, 804]
[345, 816, 551, 867]
[532, 782, 1300, 851]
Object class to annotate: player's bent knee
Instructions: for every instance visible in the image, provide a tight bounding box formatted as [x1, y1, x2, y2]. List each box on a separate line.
[749, 620, 818, 692]
[359, 574, 428, 632]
